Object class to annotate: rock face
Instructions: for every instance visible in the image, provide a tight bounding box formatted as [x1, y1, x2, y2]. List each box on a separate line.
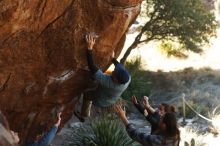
[0, 0, 142, 144]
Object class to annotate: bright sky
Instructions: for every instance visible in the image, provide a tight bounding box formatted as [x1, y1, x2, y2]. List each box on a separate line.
[117, 1, 220, 72]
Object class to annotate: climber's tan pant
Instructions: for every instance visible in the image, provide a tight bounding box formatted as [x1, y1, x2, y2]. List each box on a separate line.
[81, 91, 94, 118]
[81, 100, 92, 118]
[80, 91, 126, 118]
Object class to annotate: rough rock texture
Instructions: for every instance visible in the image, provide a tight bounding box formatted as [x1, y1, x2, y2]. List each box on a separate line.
[0, 0, 142, 144]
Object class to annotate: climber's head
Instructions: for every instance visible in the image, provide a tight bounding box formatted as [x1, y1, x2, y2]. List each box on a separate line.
[112, 63, 130, 84]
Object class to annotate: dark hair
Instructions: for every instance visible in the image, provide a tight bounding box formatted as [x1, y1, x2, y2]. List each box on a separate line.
[114, 64, 130, 84]
[162, 112, 180, 138]
[161, 103, 176, 113]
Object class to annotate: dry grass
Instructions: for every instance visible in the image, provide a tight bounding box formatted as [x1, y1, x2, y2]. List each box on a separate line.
[179, 125, 220, 146]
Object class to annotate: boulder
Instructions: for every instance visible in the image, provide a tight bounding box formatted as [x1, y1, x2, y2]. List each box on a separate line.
[0, 0, 142, 144]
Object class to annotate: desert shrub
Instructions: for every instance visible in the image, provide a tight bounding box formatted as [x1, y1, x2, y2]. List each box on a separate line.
[178, 100, 209, 118]
[65, 115, 140, 146]
[122, 57, 151, 102]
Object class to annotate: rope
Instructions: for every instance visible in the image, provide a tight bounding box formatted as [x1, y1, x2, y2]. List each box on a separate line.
[182, 94, 213, 122]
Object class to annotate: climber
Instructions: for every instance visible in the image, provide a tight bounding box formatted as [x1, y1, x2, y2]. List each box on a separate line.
[115, 105, 180, 146]
[132, 95, 176, 135]
[74, 33, 131, 122]
[26, 112, 62, 146]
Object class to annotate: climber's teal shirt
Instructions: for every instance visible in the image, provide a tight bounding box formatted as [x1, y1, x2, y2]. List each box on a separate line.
[86, 49, 131, 107]
[26, 125, 58, 146]
[92, 69, 131, 107]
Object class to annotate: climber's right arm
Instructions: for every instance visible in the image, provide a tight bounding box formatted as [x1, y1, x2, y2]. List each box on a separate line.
[86, 49, 99, 74]
[86, 34, 112, 88]
[86, 34, 99, 74]
[87, 48, 111, 87]
[111, 51, 119, 66]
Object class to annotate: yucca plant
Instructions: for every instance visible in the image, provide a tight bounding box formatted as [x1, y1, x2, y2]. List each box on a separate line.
[66, 115, 140, 146]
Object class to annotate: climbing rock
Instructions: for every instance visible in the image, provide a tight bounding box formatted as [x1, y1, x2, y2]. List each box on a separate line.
[0, 0, 142, 144]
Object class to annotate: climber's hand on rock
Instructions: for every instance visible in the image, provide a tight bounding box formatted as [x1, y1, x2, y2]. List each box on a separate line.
[86, 34, 96, 50]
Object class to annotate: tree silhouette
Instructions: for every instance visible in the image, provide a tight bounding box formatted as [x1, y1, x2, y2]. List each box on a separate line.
[120, 0, 217, 64]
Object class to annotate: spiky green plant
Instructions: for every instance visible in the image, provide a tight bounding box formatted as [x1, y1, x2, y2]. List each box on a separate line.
[66, 115, 140, 146]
